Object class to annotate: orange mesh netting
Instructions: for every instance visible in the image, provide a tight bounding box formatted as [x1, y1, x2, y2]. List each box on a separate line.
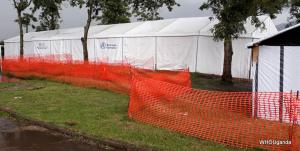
[3, 54, 300, 150]
[128, 75, 300, 151]
[1, 55, 191, 93]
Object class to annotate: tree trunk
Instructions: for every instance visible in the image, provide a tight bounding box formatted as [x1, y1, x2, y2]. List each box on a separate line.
[26, 26, 29, 33]
[222, 38, 233, 83]
[82, 6, 93, 62]
[1, 45, 4, 61]
[17, 10, 24, 60]
[50, 13, 56, 30]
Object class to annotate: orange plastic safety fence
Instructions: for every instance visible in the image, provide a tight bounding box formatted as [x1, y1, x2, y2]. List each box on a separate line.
[1, 55, 191, 93]
[129, 75, 300, 151]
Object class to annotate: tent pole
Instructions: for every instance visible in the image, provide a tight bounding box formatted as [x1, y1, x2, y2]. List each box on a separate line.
[195, 36, 200, 72]
[254, 60, 259, 118]
[94, 38, 96, 62]
[122, 37, 124, 64]
[279, 46, 285, 123]
[155, 37, 157, 70]
[50, 41, 52, 56]
[249, 38, 254, 79]
[71, 40, 73, 61]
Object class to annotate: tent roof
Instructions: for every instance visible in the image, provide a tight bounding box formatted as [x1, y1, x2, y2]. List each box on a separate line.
[248, 23, 300, 48]
[5, 16, 278, 42]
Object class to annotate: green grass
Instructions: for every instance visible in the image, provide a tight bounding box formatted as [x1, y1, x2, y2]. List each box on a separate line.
[0, 111, 8, 118]
[191, 73, 252, 92]
[0, 79, 255, 151]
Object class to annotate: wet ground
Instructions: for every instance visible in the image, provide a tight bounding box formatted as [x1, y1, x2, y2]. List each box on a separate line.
[0, 74, 18, 83]
[0, 118, 111, 151]
[0, 75, 124, 151]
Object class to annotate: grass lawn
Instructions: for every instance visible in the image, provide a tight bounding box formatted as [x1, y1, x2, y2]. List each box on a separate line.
[191, 73, 252, 92]
[0, 78, 255, 151]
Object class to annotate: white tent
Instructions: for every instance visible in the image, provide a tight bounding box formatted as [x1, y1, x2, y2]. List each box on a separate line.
[248, 23, 300, 123]
[248, 23, 300, 92]
[4, 16, 278, 78]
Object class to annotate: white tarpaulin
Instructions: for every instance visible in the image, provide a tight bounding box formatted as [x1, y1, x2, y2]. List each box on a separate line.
[34, 41, 51, 56]
[4, 16, 278, 78]
[283, 47, 300, 92]
[95, 38, 123, 63]
[255, 46, 300, 92]
[252, 46, 299, 123]
[248, 24, 300, 123]
[196, 36, 223, 76]
[123, 37, 156, 69]
[157, 36, 198, 71]
[257, 46, 281, 92]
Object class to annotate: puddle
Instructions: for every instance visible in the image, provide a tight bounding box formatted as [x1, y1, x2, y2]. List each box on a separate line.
[0, 74, 18, 83]
[0, 118, 116, 151]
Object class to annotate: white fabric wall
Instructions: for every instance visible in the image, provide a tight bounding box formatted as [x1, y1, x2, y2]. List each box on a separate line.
[196, 36, 223, 75]
[24, 41, 34, 57]
[95, 38, 123, 63]
[4, 36, 254, 79]
[33, 41, 51, 56]
[254, 46, 300, 123]
[157, 36, 198, 71]
[4, 43, 19, 57]
[256, 94, 281, 122]
[51, 40, 64, 55]
[88, 40, 96, 62]
[196, 37, 253, 78]
[283, 46, 300, 92]
[282, 46, 300, 123]
[255, 46, 280, 122]
[71, 40, 83, 61]
[51, 40, 72, 61]
[232, 38, 253, 78]
[123, 37, 155, 69]
[257, 46, 280, 92]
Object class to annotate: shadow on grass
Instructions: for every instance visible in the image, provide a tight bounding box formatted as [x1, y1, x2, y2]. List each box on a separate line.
[191, 73, 252, 92]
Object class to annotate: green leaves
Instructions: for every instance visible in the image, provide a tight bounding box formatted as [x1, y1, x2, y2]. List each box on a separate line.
[32, 0, 65, 31]
[200, 0, 286, 40]
[97, 0, 131, 24]
[12, 0, 32, 11]
[289, 0, 300, 26]
[130, 0, 179, 21]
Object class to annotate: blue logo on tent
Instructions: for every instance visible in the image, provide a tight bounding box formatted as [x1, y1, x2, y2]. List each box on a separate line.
[100, 42, 117, 50]
[100, 42, 107, 49]
[37, 43, 48, 50]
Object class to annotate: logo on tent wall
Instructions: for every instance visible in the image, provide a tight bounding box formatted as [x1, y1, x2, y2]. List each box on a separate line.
[100, 42, 118, 50]
[37, 43, 48, 50]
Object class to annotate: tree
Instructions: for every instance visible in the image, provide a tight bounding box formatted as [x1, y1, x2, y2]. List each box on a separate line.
[200, 0, 286, 82]
[70, 0, 104, 61]
[288, 0, 300, 26]
[20, 13, 37, 33]
[33, 0, 65, 31]
[130, 0, 180, 21]
[1, 41, 4, 60]
[97, 0, 131, 24]
[12, 0, 33, 59]
[71, 0, 179, 61]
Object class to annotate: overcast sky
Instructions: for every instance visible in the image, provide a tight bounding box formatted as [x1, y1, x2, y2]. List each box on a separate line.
[0, 0, 290, 41]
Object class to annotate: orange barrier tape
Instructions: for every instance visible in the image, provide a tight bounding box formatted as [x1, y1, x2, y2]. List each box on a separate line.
[1, 55, 191, 93]
[128, 75, 300, 151]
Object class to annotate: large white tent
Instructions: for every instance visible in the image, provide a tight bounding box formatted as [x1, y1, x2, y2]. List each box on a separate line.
[4, 16, 278, 78]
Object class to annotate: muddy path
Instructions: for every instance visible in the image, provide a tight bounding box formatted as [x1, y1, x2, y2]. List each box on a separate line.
[0, 118, 115, 151]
